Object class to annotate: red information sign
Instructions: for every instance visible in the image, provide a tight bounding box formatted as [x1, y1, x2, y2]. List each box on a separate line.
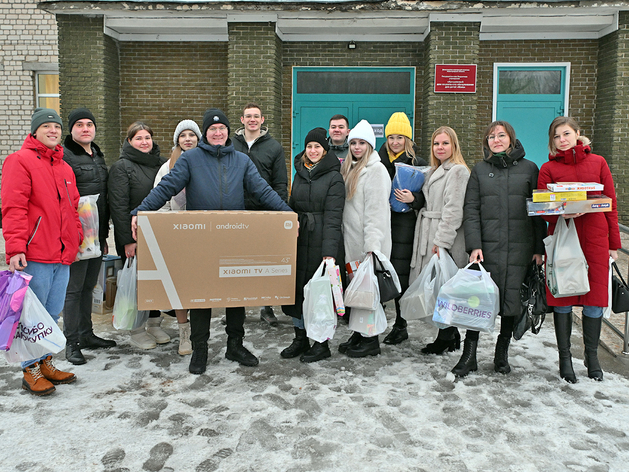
[434, 64, 477, 93]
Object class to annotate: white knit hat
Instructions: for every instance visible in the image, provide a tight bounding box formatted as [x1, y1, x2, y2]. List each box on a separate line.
[348, 120, 376, 149]
[173, 119, 202, 147]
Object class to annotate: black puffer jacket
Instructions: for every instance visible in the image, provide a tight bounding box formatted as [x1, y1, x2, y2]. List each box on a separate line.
[463, 141, 546, 318]
[378, 143, 428, 291]
[108, 141, 165, 253]
[233, 127, 288, 210]
[63, 135, 110, 243]
[282, 151, 345, 319]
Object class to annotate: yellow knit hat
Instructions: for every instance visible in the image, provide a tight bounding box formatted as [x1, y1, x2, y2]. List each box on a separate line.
[385, 112, 412, 140]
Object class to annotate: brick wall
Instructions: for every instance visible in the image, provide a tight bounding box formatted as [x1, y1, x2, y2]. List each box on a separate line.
[227, 23, 282, 134]
[58, 15, 120, 165]
[477, 39, 598, 165]
[119, 42, 228, 159]
[0, 0, 58, 161]
[422, 23, 480, 164]
[281, 41, 425, 167]
[594, 12, 629, 223]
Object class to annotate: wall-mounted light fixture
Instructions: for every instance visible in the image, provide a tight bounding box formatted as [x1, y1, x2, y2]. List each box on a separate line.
[348, 41, 356, 50]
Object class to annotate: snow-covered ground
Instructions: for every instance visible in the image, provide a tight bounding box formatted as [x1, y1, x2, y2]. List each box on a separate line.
[1, 307, 628, 472]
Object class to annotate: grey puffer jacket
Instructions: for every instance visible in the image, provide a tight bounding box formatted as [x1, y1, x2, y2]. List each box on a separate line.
[233, 127, 288, 210]
[463, 140, 546, 318]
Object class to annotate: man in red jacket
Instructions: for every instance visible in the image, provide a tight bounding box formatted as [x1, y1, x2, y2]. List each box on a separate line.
[1, 108, 83, 395]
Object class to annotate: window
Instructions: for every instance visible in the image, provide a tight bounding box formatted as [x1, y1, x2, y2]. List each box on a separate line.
[36, 73, 60, 112]
[498, 70, 562, 95]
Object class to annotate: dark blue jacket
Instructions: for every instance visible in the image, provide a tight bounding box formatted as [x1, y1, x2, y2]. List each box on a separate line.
[132, 139, 292, 214]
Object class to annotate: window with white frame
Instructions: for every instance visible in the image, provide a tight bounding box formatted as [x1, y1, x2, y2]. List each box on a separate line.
[35, 73, 60, 113]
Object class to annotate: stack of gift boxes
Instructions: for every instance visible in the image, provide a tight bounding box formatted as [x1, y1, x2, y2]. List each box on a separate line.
[527, 182, 611, 216]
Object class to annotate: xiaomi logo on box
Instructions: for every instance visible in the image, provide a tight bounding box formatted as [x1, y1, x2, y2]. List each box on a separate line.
[136, 211, 298, 310]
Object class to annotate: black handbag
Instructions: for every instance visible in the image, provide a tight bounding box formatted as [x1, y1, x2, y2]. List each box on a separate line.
[611, 262, 629, 313]
[514, 262, 548, 340]
[372, 253, 401, 303]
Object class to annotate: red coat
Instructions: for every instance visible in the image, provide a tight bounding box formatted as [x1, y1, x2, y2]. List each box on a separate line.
[1, 134, 83, 265]
[538, 143, 621, 307]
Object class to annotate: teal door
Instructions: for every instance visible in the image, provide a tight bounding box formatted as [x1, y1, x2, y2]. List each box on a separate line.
[292, 67, 416, 172]
[495, 66, 567, 169]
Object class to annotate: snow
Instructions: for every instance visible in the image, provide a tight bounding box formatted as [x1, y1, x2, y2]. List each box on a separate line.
[1, 308, 628, 472]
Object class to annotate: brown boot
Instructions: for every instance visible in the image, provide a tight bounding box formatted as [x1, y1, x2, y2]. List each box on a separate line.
[22, 363, 56, 396]
[39, 356, 76, 385]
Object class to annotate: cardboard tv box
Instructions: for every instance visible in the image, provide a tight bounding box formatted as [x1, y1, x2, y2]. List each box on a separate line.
[136, 211, 298, 310]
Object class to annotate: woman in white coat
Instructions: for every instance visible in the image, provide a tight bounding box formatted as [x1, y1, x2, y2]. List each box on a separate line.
[338, 120, 392, 358]
[409, 126, 470, 355]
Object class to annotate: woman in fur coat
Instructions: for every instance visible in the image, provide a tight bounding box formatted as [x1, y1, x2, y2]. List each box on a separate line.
[410, 127, 470, 355]
[338, 120, 392, 358]
[538, 116, 620, 383]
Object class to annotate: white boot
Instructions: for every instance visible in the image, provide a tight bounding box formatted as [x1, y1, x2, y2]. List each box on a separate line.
[178, 321, 192, 355]
[130, 325, 157, 350]
[146, 316, 171, 344]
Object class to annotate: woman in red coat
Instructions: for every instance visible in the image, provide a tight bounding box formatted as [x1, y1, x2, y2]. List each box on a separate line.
[538, 117, 620, 383]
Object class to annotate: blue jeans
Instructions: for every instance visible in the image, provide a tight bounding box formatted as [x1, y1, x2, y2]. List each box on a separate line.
[292, 317, 305, 329]
[21, 261, 70, 368]
[554, 305, 603, 319]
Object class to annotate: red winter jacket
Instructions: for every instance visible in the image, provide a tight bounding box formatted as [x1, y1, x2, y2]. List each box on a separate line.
[1, 134, 83, 265]
[537, 143, 621, 307]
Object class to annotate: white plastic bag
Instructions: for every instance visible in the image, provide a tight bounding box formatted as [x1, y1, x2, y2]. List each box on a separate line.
[545, 217, 590, 298]
[112, 257, 149, 330]
[432, 262, 499, 333]
[344, 254, 380, 310]
[343, 254, 380, 310]
[401, 250, 458, 321]
[77, 194, 101, 260]
[348, 304, 387, 337]
[4, 287, 66, 363]
[303, 261, 337, 342]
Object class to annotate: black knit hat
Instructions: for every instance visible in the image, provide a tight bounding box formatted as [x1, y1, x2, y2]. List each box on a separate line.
[31, 108, 62, 135]
[68, 107, 96, 131]
[304, 127, 329, 152]
[203, 108, 230, 137]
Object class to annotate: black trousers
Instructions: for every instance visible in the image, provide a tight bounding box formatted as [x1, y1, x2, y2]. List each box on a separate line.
[63, 257, 102, 344]
[189, 306, 246, 348]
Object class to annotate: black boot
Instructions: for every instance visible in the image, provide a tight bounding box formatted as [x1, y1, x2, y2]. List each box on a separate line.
[281, 327, 310, 359]
[225, 337, 259, 366]
[346, 335, 381, 358]
[554, 312, 577, 383]
[493, 334, 511, 374]
[79, 332, 116, 349]
[65, 342, 86, 365]
[300, 341, 331, 363]
[451, 337, 478, 377]
[421, 327, 461, 354]
[383, 317, 408, 345]
[189, 344, 208, 374]
[582, 316, 604, 381]
[338, 331, 362, 354]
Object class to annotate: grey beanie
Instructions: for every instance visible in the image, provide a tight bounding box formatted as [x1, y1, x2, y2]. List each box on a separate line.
[173, 119, 202, 147]
[31, 108, 62, 135]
